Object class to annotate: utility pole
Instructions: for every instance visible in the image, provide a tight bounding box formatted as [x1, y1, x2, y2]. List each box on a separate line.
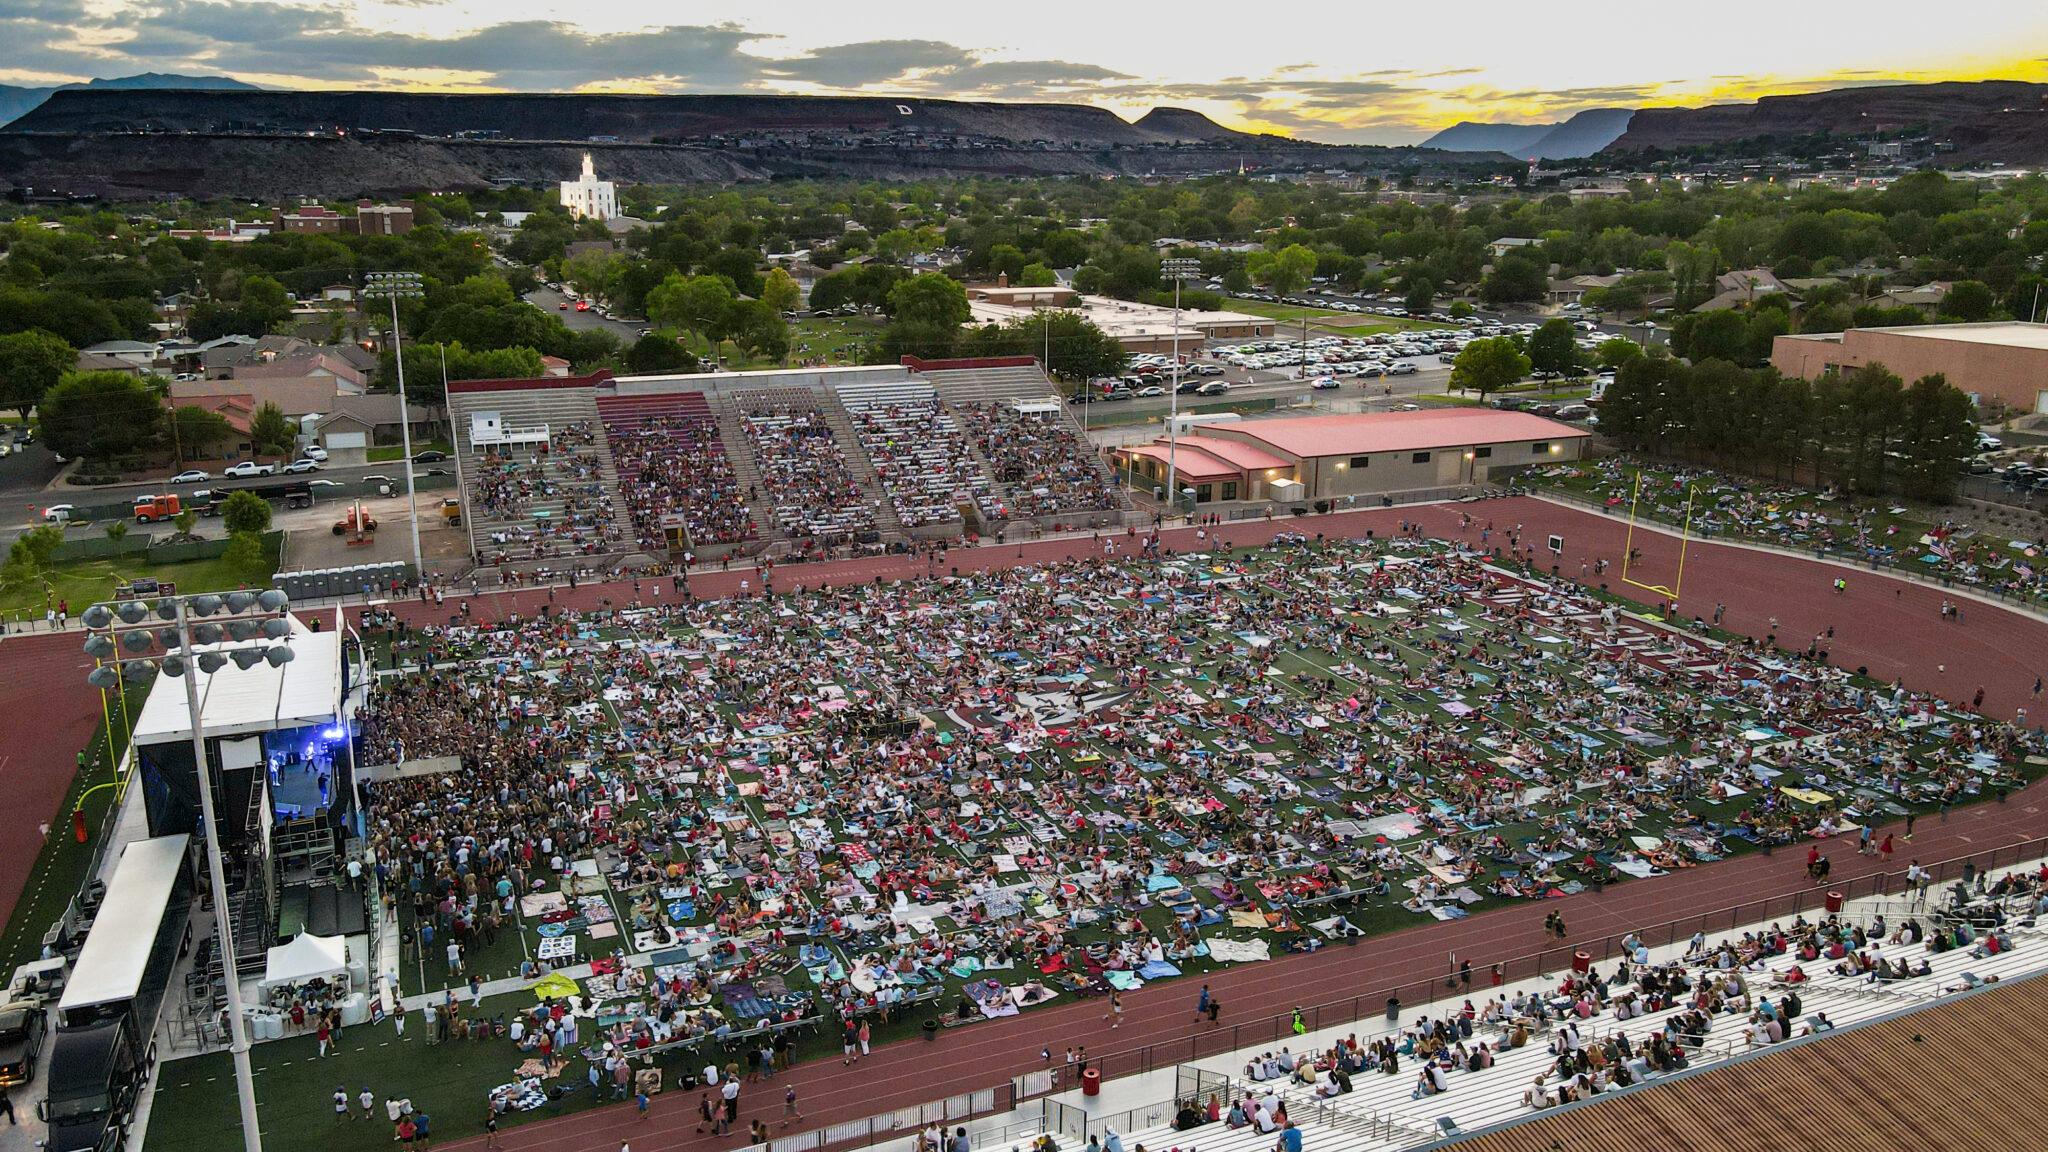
[362, 272, 426, 576]
[1161, 258, 1201, 523]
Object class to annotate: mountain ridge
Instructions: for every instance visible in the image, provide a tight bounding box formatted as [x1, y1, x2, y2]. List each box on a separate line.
[0, 73, 256, 129]
[1421, 108, 1632, 159]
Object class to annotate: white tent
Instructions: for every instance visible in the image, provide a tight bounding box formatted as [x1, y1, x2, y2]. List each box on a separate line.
[262, 933, 349, 990]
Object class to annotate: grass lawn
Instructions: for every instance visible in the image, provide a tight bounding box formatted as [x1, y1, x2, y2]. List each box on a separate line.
[0, 536, 282, 622]
[705, 316, 885, 371]
[367, 439, 454, 464]
[1225, 299, 1458, 338]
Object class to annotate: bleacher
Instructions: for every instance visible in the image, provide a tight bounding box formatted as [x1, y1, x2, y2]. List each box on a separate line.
[596, 390, 757, 553]
[1210, 896, 2048, 1147]
[835, 379, 989, 531]
[729, 387, 878, 543]
[920, 363, 1133, 529]
[447, 385, 637, 569]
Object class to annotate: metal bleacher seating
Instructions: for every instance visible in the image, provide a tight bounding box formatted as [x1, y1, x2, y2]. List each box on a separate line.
[596, 390, 757, 553]
[448, 386, 639, 570]
[834, 379, 989, 531]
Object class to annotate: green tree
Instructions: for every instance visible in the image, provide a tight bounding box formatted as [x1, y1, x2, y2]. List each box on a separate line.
[1018, 264, 1057, 288]
[1402, 276, 1438, 315]
[1448, 301, 1475, 319]
[807, 269, 862, 312]
[1527, 319, 1580, 379]
[1938, 280, 1997, 323]
[0, 329, 74, 420]
[625, 334, 698, 374]
[1449, 338, 1530, 400]
[1894, 372, 1976, 502]
[954, 312, 1127, 381]
[721, 299, 791, 364]
[169, 405, 235, 463]
[759, 268, 803, 315]
[172, 509, 198, 537]
[221, 530, 269, 581]
[221, 490, 272, 536]
[104, 520, 128, 546]
[38, 371, 163, 461]
[646, 274, 734, 355]
[248, 401, 293, 458]
[1676, 310, 1750, 364]
[1595, 338, 1644, 371]
[1480, 252, 1548, 306]
[885, 273, 971, 327]
[0, 524, 62, 595]
[1251, 243, 1318, 299]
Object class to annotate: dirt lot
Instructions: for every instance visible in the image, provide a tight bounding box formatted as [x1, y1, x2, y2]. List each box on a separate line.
[279, 493, 469, 573]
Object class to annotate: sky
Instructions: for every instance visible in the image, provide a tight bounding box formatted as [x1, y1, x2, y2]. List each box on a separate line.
[4, 0, 2048, 143]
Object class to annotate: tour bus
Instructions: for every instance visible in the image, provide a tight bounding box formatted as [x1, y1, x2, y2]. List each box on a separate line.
[41, 835, 194, 1152]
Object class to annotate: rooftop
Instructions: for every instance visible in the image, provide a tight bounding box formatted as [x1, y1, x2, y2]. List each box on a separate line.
[1201, 409, 1589, 459]
[1860, 321, 2048, 350]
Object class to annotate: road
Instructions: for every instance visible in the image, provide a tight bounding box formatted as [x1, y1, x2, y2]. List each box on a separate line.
[5, 459, 450, 537]
[522, 285, 650, 342]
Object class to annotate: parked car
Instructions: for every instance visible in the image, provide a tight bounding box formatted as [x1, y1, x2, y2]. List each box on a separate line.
[412, 450, 449, 463]
[1192, 364, 1227, 376]
[301, 445, 329, 462]
[1135, 386, 1167, 397]
[1976, 434, 2004, 452]
[1311, 376, 1341, 390]
[223, 461, 276, 478]
[1387, 361, 1418, 375]
[40, 504, 73, 525]
[282, 460, 322, 474]
[169, 470, 210, 484]
[0, 1001, 47, 1087]
[1556, 404, 1594, 420]
[1196, 381, 1231, 396]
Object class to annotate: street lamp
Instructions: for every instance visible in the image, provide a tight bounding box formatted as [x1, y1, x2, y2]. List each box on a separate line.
[81, 588, 294, 1152]
[362, 272, 426, 574]
[1161, 258, 1201, 522]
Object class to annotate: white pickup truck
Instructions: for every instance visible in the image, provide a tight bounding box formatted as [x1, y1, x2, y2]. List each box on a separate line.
[222, 461, 276, 478]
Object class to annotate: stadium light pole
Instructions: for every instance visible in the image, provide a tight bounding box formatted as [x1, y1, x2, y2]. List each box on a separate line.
[1161, 258, 1201, 523]
[363, 271, 426, 575]
[82, 590, 295, 1152]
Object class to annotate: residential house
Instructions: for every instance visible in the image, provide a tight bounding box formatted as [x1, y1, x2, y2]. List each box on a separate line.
[1868, 282, 1952, 316]
[540, 356, 573, 378]
[1693, 268, 1794, 312]
[172, 377, 338, 424]
[74, 351, 148, 378]
[1488, 237, 1541, 258]
[169, 393, 257, 461]
[1547, 274, 1623, 306]
[80, 339, 162, 370]
[309, 394, 439, 467]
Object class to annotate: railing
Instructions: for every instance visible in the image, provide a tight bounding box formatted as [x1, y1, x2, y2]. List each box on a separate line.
[767, 1086, 1009, 1152]
[1054, 834, 2048, 1087]
[1525, 483, 2048, 617]
[1042, 1097, 1178, 1144]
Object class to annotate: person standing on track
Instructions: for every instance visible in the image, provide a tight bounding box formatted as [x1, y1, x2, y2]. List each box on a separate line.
[1194, 984, 1211, 1023]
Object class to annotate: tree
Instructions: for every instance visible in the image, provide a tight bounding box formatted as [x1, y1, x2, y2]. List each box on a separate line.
[1018, 264, 1057, 288]
[721, 299, 791, 364]
[1527, 320, 1581, 379]
[759, 268, 803, 316]
[38, 371, 163, 461]
[1938, 280, 1997, 323]
[1895, 372, 1977, 502]
[1402, 276, 1438, 315]
[1251, 244, 1318, 299]
[1480, 252, 1548, 306]
[625, 334, 698, 374]
[954, 312, 1128, 382]
[807, 269, 862, 312]
[0, 329, 73, 420]
[1675, 310, 1749, 364]
[104, 520, 128, 546]
[885, 273, 970, 327]
[1449, 338, 1530, 400]
[645, 274, 734, 355]
[0, 524, 62, 595]
[169, 405, 235, 463]
[222, 531, 269, 581]
[1596, 338, 1644, 371]
[172, 509, 198, 537]
[1448, 301, 1475, 319]
[221, 490, 272, 536]
[248, 401, 293, 458]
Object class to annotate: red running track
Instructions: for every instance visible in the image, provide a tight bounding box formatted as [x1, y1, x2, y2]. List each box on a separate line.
[383, 499, 2048, 1152]
[0, 631, 114, 932]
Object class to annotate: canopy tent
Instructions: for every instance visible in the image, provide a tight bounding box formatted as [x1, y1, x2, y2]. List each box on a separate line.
[262, 932, 349, 990]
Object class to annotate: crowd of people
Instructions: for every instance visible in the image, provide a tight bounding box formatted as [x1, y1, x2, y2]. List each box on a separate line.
[469, 423, 626, 568]
[605, 409, 758, 551]
[344, 526, 2038, 1115]
[842, 387, 989, 530]
[956, 402, 1121, 522]
[735, 391, 876, 542]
